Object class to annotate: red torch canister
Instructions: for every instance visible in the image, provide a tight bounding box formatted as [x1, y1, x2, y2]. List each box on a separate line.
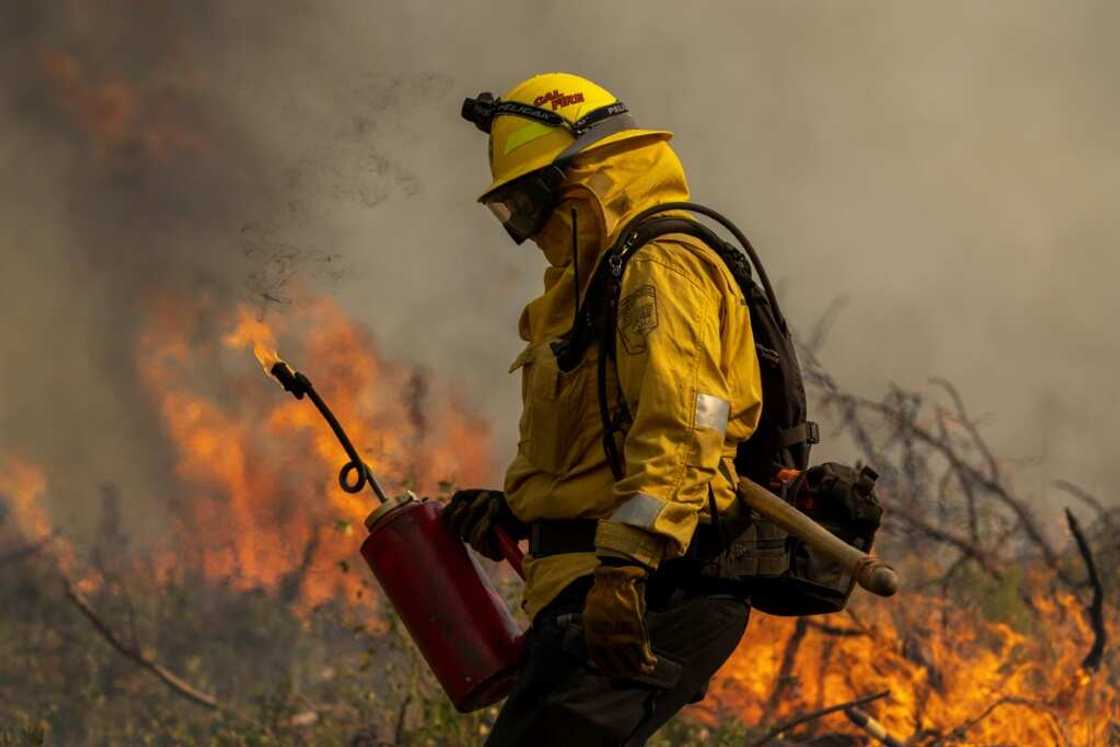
[361, 498, 525, 712]
[259, 355, 527, 712]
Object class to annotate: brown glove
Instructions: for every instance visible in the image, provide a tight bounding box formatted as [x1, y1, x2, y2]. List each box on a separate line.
[442, 489, 523, 561]
[582, 561, 658, 678]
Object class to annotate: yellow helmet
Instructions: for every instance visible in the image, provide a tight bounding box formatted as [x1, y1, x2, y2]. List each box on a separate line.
[463, 72, 672, 202]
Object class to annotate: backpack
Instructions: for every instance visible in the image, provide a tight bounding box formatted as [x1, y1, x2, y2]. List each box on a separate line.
[553, 202, 862, 617]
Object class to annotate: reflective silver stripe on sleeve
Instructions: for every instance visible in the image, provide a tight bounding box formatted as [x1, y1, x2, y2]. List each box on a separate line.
[608, 492, 667, 529]
[694, 392, 730, 433]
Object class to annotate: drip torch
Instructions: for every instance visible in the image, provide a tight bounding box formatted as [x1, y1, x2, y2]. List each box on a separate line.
[255, 350, 898, 712]
[261, 352, 526, 713]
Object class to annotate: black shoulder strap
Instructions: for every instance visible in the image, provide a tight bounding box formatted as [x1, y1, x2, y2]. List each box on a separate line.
[552, 202, 801, 480]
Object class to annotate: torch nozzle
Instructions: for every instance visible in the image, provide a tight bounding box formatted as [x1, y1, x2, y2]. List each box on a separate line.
[269, 360, 309, 400]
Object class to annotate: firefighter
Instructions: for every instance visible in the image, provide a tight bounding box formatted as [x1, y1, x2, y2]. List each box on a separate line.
[446, 73, 763, 746]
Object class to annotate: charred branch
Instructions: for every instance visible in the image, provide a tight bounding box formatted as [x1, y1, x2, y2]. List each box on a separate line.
[927, 696, 1068, 746]
[933, 411, 978, 544]
[62, 576, 257, 726]
[928, 378, 1001, 486]
[1065, 508, 1106, 671]
[899, 400, 1060, 579]
[803, 620, 869, 638]
[747, 690, 891, 747]
[1056, 480, 1116, 535]
[830, 391, 1064, 577]
[914, 517, 1023, 591]
[802, 296, 849, 356]
[799, 337, 1078, 589]
[278, 531, 322, 605]
[394, 693, 412, 745]
[880, 511, 1004, 581]
[762, 617, 809, 723]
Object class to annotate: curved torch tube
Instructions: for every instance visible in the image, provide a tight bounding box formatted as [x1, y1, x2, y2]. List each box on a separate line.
[259, 351, 388, 505]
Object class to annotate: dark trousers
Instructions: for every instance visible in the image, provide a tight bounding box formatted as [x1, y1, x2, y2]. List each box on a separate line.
[486, 571, 750, 747]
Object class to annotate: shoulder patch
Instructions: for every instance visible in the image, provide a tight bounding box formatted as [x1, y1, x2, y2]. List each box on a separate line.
[619, 284, 659, 355]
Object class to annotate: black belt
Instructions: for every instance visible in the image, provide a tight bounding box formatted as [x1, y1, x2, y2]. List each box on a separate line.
[528, 519, 726, 560]
[529, 520, 747, 610]
[529, 519, 597, 558]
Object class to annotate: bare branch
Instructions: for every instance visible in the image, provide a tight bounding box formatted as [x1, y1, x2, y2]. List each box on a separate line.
[803, 620, 869, 638]
[913, 518, 1024, 591]
[929, 696, 1068, 746]
[747, 689, 891, 747]
[1055, 480, 1115, 532]
[803, 295, 849, 355]
[394, 693, 412, 744]
[279, 530, 322, 605]
[829, 390, 1070, 583]
[761, 617, 809, 724]
[881, 508, 1004, 581]
[62, 576, 256, 725]
[929, 377, 1001, 484]
[935, 410, 979, 544]
[1065, 508, 1106, 671]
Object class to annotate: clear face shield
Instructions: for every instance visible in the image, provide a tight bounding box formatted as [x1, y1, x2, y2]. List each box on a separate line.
[481, 166, 564, 245]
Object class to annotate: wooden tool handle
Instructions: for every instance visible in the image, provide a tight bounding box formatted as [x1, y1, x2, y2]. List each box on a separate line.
[736, 477, 899, 598]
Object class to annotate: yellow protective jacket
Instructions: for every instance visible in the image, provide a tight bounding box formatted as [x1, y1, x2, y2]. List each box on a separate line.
[503, 136, 763, 620]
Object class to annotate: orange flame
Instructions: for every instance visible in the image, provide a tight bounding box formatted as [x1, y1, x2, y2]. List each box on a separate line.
[0, 456, 101, 594]
[698, 579, 1117, 743]
[39, 48, 207, 162]
[131, 292, 493, 612]
[224, 307, 282, 377]
[254, 346, 282, 376]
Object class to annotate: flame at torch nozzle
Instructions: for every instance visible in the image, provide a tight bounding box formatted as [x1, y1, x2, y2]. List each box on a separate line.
[253, 344, 281, 374]
[253, 346, 307, 399]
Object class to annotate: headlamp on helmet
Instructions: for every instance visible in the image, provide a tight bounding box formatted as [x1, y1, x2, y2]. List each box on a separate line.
[461, 92, 498, 133]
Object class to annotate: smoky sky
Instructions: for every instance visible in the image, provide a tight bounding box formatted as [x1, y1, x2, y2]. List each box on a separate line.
[1, 1, 1117, 542]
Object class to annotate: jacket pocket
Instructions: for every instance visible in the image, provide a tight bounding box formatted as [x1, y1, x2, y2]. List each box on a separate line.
[512, 341, 598, 476]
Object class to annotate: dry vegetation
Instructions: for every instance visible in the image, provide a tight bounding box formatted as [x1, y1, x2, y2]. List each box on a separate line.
[0, 323, 1115, 746]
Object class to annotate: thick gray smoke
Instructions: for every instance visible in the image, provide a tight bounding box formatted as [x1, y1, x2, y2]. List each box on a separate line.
[2, 1, 1117, 542]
